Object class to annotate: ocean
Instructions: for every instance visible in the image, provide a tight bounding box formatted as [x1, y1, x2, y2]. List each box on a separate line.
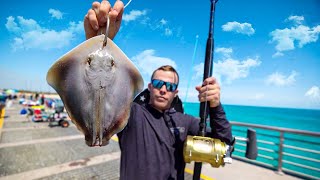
[183, 102, 320, 179]
[183, 103, 320, 132]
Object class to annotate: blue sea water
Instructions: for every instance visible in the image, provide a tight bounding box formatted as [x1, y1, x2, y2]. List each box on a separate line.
[183, 102, 320, 178]
[183, 103, 320, 132]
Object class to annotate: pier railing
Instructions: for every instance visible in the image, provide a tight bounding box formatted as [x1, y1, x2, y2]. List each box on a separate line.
[230, 121, 320, 180]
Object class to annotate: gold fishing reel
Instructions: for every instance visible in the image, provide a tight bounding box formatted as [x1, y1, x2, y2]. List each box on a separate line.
[183, 135, 233, 167]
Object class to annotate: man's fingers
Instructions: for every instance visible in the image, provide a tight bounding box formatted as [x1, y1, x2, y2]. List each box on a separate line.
[198, 84, 220, 93]
[204, 77, 216, 84]
[98, 0, 111, 25]
[84, 17, 94, 39]
[198, 89, 219, 99]
[87, 9, 99, 30]
[108, 9, 117, 31]
[196, 77, 220, 106]
[112, 0, 124, 21]
[85, 0, 124, 40]
[198, 94, 220, 102]
[109, 1, 124, 27]
[92, 1, 100, 15]
[108, 1, 123, 39]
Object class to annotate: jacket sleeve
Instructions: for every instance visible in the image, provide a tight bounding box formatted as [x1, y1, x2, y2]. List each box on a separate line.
[209, 103, 233, 145]
[186, 115, 200, 136]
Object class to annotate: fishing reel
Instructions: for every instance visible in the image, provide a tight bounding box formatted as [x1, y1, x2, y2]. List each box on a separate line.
[183, 136, 234, 167]
[183, 129, 257, 167]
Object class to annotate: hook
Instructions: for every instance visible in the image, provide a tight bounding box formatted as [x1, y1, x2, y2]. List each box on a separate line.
[102, 0, 133, 47]
[102, 15, 110, 48]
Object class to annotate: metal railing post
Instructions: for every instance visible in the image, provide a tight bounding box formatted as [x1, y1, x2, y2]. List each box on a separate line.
[277, 131, 284, 174]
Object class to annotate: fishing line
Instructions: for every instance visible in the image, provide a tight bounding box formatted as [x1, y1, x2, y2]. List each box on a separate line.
[124, 0, 133, 9]
[184, 35, 199, 103]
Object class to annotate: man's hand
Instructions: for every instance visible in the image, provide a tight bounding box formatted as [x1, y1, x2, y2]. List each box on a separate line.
[195, 77, 221, 108]
[84, 0, 124, 40]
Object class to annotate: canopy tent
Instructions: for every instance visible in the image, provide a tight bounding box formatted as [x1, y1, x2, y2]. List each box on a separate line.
[5, 89, 18, 95]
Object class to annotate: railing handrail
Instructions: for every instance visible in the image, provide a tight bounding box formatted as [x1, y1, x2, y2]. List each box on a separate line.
[230, 121, 320, 137]
[230, 121, 320, 180]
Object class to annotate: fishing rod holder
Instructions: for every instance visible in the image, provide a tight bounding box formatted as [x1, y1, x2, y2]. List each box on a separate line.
[183, 129, 257, 167]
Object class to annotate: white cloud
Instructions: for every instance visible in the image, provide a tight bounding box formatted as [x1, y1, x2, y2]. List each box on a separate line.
[131, 49, 177, 78]
[5, 16, 83, 51]
[270, 25, 320, 51]
[249, 93, 265, 100]
[6, 16, 41, 34]
[160, 18, 167, 25]
[287, 15, 304, 25]
[15, 30, 73, 50]
[193, 48, 260, 84]
[266, 71, 298, 86]
[270, 16, 320, 56]
[122, 10, 182, 40]
[192, 63, 205, 81]
[214, 57, 261, 84]
[222, 21, 255, 35]
[5, 16, 21, 33]
[148, 18, 175, 37]
[49, 9, 63, 19]
[192, 57, 261, 84]
[123, 10, 147, 22]
[164, 28, 172, 36]
[216, 47, 233, 58]
[68, 21, 83, 34]
[272, 52, 284, 58]
[305, 86, 320, 102]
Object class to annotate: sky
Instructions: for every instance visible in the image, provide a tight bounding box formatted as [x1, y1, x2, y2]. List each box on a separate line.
[0, 0, 319, 109]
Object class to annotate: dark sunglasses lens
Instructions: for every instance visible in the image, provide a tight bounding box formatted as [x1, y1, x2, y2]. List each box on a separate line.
[152, 79, 177, 92]
[171, 84, 177, 91]
[152, 79, 164, 89]
[166, 82, 172, 91]
[165, 82, 177, 92]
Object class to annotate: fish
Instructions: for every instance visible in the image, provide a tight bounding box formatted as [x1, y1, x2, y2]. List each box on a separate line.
[46, 35, 143, 146]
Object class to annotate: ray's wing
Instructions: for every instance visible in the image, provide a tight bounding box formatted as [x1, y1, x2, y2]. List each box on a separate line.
[47, 35, 143, 146]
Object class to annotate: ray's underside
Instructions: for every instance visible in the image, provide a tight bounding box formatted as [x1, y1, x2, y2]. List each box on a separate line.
[47, 35, 143, 146]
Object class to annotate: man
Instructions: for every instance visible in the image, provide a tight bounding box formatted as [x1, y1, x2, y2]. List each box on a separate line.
[84, 1, 233, 179]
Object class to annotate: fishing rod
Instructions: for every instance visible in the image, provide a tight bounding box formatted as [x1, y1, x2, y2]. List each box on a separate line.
[193, 0, 217, 179]
[183, 1, 258, 179]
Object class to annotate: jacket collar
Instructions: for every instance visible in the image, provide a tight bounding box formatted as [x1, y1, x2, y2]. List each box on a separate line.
[145, 103, 176, 116]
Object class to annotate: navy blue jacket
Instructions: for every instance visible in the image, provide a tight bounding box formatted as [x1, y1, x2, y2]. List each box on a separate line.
[117, 102, 232, 180]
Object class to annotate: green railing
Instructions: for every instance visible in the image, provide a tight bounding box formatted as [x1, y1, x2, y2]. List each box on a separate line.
[231, 121, 320, 180]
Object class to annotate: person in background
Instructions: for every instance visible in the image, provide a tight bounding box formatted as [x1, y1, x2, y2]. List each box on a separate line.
[35, 93, 39, 101]
[41, 94, 45, 105]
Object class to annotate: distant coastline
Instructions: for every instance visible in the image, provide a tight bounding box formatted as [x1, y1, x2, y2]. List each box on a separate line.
[2, 88, 319, 110]
[0, 89, 60, 100]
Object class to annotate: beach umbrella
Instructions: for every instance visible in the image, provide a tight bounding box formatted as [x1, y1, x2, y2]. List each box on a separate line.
[5, 89, 17, 95]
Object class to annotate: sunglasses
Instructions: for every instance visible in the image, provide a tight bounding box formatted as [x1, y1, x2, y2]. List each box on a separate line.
[151, 79, 178, 92]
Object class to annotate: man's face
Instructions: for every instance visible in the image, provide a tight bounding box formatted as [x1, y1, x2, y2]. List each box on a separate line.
[148, 70, 179, 111]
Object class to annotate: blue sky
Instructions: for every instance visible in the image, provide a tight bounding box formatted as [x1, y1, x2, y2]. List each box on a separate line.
[0, 0, 319, 109]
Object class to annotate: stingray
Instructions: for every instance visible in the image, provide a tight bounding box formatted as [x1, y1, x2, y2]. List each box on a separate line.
[46, 35, 143, 147]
